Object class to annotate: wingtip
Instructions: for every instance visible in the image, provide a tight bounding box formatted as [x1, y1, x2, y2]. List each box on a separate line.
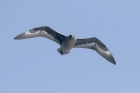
[13, 32, 27, 40]
[14, 35, 21, 40]
[112, 61, 116, 65]
[113, 60, 116, 65]
[110, 57, 116, 65]
[14, 36, 18, 40]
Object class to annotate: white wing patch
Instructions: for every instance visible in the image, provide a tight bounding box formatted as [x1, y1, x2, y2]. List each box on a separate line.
[96, 46, 111, 55]
[40, 31, 55, 41]
[24, 30, 40, 38]
[24, 30, 57, 42]
[105, 50, 111, 55]
[95, 44, 111, 56]
[14, 30, 60, 44]
[25, 30, 39, 35]
[14, 30, 41, 39]
[39, 30, 60, 44]
[74, 43, 95, 48]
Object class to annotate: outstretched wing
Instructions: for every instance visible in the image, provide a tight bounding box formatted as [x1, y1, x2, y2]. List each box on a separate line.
[14, 26, 66, 45]
[74, 37, 116, 65]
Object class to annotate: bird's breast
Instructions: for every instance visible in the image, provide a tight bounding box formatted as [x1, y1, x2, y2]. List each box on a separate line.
[60, 38, 76, 54]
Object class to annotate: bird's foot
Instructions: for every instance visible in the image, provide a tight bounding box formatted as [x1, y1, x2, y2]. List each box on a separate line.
[57, 48, 64, 55]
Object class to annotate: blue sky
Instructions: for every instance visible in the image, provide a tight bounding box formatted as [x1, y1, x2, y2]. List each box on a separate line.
[1, 0, 140, 93]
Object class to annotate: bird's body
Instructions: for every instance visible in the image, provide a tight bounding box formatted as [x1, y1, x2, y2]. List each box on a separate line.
[58, 35, 76, 55]
[14, 26, 116, 65]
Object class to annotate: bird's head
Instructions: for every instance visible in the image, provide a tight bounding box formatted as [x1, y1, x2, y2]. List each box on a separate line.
[69, 34, 75, 38]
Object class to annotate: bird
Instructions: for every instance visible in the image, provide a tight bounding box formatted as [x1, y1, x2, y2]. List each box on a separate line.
[14, 26, 116, 65]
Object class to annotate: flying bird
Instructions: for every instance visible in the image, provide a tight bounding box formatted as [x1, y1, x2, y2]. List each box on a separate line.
[14, 26, 116, 65]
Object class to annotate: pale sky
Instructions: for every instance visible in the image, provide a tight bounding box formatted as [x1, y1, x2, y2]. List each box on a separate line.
[0, 0, 140, 93]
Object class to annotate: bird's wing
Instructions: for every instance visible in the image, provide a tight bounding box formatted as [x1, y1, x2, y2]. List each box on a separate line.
[74, 37, 116, 65]
[14, 26, 66, 45]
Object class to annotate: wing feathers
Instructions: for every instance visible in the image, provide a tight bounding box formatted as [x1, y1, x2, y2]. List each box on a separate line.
[95, 44, 116, 64]
[74, 37, 116, 65]
[14, 30, 40, 39]
[14, 26, 65, 45]
[14, 27, 116, 65]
